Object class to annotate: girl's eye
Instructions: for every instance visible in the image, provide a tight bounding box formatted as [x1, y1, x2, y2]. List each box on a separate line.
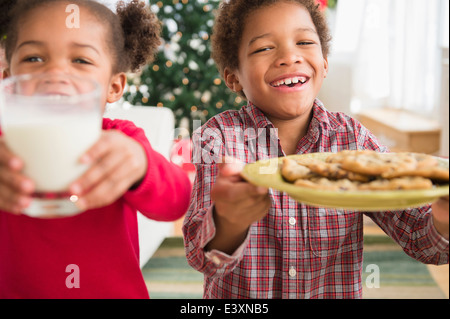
[297, 41, 314, 46]
[73, 58, 92, 65]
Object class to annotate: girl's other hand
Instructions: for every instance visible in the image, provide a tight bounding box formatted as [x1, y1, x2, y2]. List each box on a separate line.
[0, 138, 34, 214]
[69, 130, 147, 211]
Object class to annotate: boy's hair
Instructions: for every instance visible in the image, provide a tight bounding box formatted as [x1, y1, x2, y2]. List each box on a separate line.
[0, 0, 161, 73]
[211, 0, 331, 77]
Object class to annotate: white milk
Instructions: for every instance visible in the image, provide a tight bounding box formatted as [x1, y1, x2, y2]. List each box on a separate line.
[3, 116, 101, 192]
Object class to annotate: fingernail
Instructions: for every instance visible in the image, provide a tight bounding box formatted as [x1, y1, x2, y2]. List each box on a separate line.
[75, 198, 86, 211]
[80, 154, 91, 164]
[9, 157, 22, 170]
[70, 183, 82, 195]
[21, 180, 34, 193]
[18, 196, 32, 208]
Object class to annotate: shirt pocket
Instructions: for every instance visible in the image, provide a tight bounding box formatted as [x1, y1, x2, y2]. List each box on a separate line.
[308, 208, 361, 258]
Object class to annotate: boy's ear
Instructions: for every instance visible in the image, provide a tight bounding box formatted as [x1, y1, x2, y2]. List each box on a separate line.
[2, 68, 10, 79]
[106, 72, 127, 103]
[323, 57, 329, 78]
[224, 67, 243, 93]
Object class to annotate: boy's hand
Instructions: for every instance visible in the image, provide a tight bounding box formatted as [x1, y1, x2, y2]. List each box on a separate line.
[432, 196, 449, 240]
[69, 130, 147, 211]
[207, 159, 271, 255]
[0, 138, 34, 214]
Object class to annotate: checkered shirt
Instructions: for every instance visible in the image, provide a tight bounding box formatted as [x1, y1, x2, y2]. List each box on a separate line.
[183, 99, 449, 299]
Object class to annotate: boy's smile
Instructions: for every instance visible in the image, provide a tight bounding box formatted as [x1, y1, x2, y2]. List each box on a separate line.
[269, 73, 309, 90]
[225, 1, 328, 123]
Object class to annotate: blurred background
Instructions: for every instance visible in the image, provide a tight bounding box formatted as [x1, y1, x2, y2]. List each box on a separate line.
[99, 0, 449, 158]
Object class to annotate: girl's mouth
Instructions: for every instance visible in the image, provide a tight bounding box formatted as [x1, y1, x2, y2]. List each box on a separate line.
[270, 76, 309, 89]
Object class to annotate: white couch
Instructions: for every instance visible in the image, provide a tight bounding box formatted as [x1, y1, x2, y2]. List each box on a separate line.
[104, 106, 176, 268]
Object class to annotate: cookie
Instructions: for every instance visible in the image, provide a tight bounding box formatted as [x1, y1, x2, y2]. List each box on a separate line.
[326, 150, 374, 164]
[328, 150, 417, 175]
[358, 176, 433, 191]
[280, 151, 448, 192]
[407, 152, 439, 168]
[381, 166, 449, 182]
[294, 177, 360, 191]
[281, 158, 316, 182]
[378, 152, 448, 181]
[308, 162, 373, 182]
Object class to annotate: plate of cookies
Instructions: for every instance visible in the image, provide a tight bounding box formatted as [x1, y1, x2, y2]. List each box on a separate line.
[241, 150, 449, 211]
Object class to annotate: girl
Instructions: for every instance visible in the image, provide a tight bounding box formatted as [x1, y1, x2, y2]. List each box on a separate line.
[183, 0, 449, 299]
[0, 0, 191, 298]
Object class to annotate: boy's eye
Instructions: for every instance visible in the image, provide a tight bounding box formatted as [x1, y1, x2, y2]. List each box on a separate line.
[297, 41, 314, 46]
[253, 47, 272, 54]
[24, 56, 44, 63]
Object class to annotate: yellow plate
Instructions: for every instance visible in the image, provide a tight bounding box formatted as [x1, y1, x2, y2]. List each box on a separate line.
[241, 153, 449, 212]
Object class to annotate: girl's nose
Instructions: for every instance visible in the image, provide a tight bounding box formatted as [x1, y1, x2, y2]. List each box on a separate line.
[43, 59, 69, 75]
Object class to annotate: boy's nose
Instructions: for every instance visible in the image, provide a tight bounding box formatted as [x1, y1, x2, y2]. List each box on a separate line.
[275, 46, 303, 67]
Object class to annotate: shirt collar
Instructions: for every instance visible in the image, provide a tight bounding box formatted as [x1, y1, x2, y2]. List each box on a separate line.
[242, 99, 344, 145]
[242, 101, 275, 130]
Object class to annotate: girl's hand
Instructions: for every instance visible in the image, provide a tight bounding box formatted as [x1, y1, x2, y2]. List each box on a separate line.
[69, 130, 147, 211]
[0, 138, 34, 214]
[206, 159, 271, 254]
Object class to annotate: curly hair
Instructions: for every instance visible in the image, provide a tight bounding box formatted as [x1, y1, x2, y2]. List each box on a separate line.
[0, 0, 161, 73]
[211, 0, 332, 77]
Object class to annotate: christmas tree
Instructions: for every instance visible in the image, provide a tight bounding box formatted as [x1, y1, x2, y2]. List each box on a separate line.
[123, 0, 244, 132]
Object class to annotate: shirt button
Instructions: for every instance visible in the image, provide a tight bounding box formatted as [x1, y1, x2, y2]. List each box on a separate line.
[289, 267, 297, 278]
[289, 217, 296, 226]
[212, 256, 221, 266]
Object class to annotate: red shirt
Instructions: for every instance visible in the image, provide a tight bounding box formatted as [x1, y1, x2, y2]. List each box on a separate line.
[183, 100, 449, 299]
[0, 118, 191, 298]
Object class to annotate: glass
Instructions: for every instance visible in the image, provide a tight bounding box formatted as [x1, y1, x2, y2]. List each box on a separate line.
[0, 73, 102, 218]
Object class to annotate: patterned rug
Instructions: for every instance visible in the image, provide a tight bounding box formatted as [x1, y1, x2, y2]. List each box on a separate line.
[142, 236, 447, 299]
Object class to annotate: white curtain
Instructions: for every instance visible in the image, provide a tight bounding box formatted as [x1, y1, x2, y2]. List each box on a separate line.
[331, 0, 448, 116]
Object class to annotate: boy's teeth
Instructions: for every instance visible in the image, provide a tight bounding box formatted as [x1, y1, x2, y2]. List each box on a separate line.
[274, 76, 307, 87]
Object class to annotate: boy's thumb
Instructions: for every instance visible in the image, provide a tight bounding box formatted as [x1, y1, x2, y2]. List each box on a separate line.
[217, 157, 245, 177]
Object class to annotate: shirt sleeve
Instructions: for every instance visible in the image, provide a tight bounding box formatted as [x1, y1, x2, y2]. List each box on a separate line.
[366, 206, 449, 265]
[183, 125, 248, 278]
[102, 118, 191, 222]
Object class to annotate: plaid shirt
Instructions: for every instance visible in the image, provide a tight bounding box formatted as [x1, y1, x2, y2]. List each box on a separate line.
[183, 99, 449, 299]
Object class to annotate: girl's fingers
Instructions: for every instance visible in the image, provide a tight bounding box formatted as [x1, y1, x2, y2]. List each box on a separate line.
[69, 148, 124, 196]
[0, 183, 33, 214]
[0, 140, 22, 168]
[75, 161, 136, 210]
[0, 166, 34, 194]
[68, 130, 147, 210]
[71, 130, 145, 194]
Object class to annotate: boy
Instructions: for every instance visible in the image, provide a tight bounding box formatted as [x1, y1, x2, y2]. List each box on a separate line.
[183, 0, 449, 298]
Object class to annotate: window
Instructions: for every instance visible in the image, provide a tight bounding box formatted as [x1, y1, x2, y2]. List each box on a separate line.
[331, 0, 448, 116]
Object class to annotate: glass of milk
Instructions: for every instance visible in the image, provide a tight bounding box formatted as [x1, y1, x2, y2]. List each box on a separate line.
[0, 73, 102, 218]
